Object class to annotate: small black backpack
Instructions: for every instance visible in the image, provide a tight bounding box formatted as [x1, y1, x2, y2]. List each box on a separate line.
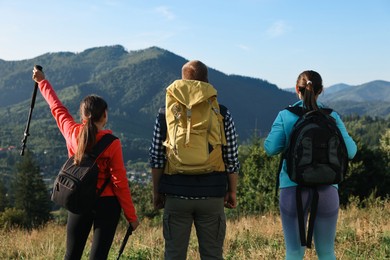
[284, 106, 348, 248]
[51, 134, 118, 214]
[285, 106, 348, 186]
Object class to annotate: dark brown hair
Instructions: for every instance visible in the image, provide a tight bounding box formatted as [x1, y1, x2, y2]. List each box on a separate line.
[296, 70, 323, 111]
[181, 60, 209, 82]
[74, 95, 107, 165]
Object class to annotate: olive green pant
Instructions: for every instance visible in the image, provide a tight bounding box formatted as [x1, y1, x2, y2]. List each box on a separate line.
[163, 196, 226, 260]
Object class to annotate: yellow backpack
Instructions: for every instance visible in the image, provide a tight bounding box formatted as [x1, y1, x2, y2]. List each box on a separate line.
[163, 79, 226, 174]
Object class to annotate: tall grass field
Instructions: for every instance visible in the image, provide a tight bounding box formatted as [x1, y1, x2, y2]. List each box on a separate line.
[1, 198, 389, 259]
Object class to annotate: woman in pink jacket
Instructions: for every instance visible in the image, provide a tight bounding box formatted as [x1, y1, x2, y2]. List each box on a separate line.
[32, 68, 139, 260]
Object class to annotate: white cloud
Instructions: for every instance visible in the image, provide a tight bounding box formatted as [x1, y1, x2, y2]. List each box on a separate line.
[238, 44, 250, 51]
[266, 20, 288, 38]
[155, 6, 175, 20]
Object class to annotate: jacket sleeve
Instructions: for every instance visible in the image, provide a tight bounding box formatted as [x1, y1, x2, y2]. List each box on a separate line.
[148, 108, 167, 169]
[221, 106, 240, 173]
[38, 79, 79, 155]
[331, 112, 358, 159]
[264, 111, 288, 156]
[108, 139, 138, 222]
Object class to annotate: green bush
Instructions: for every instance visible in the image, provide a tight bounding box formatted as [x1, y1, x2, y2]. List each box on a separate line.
[0, 208, 28, 230]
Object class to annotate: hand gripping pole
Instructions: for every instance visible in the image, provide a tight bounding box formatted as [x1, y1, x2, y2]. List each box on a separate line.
[20, 65, 43, 156]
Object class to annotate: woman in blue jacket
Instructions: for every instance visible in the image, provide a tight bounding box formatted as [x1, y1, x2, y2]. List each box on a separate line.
[264, 70, 357, 260]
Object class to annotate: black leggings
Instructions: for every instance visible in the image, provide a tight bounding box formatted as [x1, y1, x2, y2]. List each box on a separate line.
[65, 196, 121, 260]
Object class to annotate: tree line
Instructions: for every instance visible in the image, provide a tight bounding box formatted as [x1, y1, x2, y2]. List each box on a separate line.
[0, 115, 389, 229]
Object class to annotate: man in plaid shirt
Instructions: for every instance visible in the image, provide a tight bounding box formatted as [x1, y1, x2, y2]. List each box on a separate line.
[149, 60, 240, 260]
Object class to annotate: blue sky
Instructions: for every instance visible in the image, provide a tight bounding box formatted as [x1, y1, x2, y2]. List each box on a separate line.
[1, 0, 389, 89]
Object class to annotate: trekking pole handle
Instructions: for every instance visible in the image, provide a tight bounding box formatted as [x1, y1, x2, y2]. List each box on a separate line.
[20, 65, 43, 156]
[30, 65, 43, 109]
[33, 65, 43, 84]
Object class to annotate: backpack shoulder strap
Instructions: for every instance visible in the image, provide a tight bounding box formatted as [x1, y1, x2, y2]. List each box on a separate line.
[90, 134, 118, 196]
[320, 108, 333, 115]
[274, 106, 303, 198]
[275, 154, 283, 197]
[90, 134, 118, 158]
[286, 106, 333, 117]
[296, 186, 319, 248]
[219, 104, 228, 119]
[285, 105, 306, 117]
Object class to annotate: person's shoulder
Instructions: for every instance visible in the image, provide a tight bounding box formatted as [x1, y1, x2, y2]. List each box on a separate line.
[219, 104, 228, 116]
[158, 106, 165, 114]
[157, 106, 167, 129]
[280, 101, 304, 116]
[97, 130, 114, 137]
[97, 131, 119, 144]
[329, 109, 342, 121]
[318, 102, 341, 118]
[157, 106, 166, 122]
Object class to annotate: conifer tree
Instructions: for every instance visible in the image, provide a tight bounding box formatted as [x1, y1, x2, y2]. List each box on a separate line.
[12, 151, 52, 228]
[0, 179, 7, 211]
[380, 129, 390, 167]
[238, 138, 278, 214]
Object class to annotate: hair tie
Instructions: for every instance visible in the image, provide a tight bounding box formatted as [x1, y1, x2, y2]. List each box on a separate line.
[306, 80, 312, 85]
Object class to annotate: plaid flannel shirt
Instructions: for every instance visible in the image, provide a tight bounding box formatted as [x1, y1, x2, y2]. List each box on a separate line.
[149, 106, 240, 174]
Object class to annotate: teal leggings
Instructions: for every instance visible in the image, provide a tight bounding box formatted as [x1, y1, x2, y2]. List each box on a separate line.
[279, 186, 339, 260]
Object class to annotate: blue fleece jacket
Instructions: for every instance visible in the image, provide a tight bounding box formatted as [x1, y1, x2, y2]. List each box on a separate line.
[264, 100, 357, 188]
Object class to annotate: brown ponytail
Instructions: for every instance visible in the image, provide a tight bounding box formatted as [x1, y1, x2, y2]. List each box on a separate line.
[296, 70, 323, 111]
[74, 95, 108, 165]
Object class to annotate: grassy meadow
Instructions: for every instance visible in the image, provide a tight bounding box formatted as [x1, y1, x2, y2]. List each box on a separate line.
[1, 198, 389, 260]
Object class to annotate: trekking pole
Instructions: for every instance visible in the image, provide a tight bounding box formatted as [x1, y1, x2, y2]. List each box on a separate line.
[116, 224, 133, 260]
[20, 65, 43, 156]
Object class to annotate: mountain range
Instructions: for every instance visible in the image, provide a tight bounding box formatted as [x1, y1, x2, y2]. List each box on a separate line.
[1, 45, 389, 162]
[282, 81, 390, 118]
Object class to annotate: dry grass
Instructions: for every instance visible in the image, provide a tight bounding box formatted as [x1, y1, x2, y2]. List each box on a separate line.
[1, 200, 389, 259]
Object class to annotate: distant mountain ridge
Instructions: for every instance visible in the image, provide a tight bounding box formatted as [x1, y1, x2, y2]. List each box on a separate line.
[282, 80, 390, 118]
[0, 45, 388, 162]
[319, 80, 390, 117]
[322, 83, 352, 94]
[320, 80, 390, 102]
[0, 45, 296, 161]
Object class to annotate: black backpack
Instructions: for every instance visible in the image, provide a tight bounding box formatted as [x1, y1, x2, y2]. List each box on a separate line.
[285, 106, 348, 186]
[283, 106, 348, 248]
[51, 134, 118, 214]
